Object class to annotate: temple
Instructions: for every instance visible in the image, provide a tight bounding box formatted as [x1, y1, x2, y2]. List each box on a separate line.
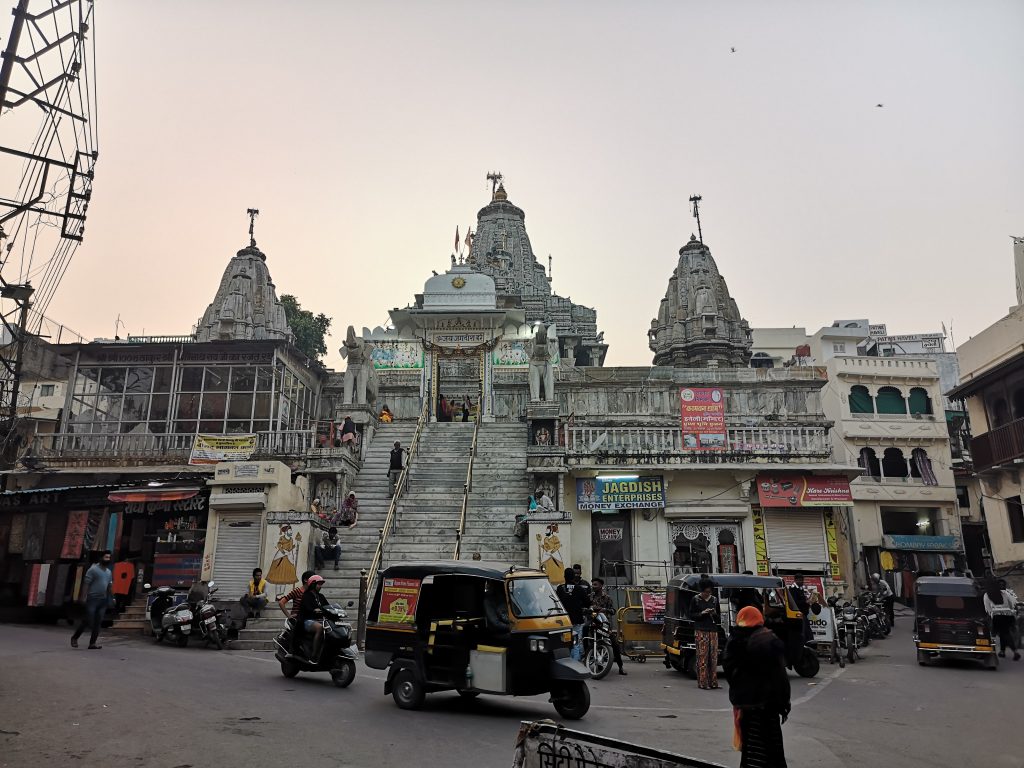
[648, 235, 752, 367]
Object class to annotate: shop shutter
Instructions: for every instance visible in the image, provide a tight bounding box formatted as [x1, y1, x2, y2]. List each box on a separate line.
[763, 510, 827, 570]
[212, 513, 263, 598]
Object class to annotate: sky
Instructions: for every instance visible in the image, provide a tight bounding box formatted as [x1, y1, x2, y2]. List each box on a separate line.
[26, 0, 1024, 369]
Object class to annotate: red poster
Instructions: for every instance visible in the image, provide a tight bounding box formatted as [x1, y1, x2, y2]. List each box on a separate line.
[379, 577, 421, 624]
[781, 575, 825, 600]
[756, 474, 853, 507]
[680, 387, 726, 450]
[61, 511, 89, 560]
[640, 591, 666, 624]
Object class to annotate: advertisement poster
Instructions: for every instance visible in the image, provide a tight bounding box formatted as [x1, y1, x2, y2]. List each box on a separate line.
[680, 387, 726, 450]
[640, 591, 666, 624]
[576, 477, 665, 511]
[752, 508, 769, 576]
[379, 577, 421, 624]
[188, 434, 258, 465]
[756, 474, 853, 507]
[806, 602, 836, 643]
[823, 510, 841, 579]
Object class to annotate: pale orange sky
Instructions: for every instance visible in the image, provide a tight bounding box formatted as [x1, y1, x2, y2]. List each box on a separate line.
[33, 1, 1024, 369]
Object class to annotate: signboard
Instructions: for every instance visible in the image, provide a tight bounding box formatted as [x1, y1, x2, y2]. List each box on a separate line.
[680, 387, 726, 450]
[640, 591, 666, 624]
[512, 721, 726, 768]
[379, 577, 421, 624]
[868, 324, 888, 337]
[598, 526, 623, 542]
[188, 434, 258, 465]
[882, 534, 960, 552]
[806, 602, 836, 644]
[576, 477, 665, 511]
[752, 508, 769, 576]
[824, 510, 841, 579]
[756, 474, 853, 507]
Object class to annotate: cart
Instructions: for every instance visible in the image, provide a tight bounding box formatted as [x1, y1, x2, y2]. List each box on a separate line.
[614, 586, 666, 663]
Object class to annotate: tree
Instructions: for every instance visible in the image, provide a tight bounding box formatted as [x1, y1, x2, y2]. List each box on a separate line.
[280, 294, 331, 361]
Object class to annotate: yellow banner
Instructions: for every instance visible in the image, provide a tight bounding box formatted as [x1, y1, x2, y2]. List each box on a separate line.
[188, 434, 257, 465]
[824, 510, 841, 580]
[752, 508, 769, 576]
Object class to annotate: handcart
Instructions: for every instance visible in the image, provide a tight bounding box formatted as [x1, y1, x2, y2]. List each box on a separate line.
[615, 585, 666, 663]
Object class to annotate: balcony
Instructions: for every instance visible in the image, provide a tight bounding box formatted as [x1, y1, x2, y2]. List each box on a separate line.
[566, 425, 831, 465]
[971, 418, 1024, 472]
[29, 430, 317, 465]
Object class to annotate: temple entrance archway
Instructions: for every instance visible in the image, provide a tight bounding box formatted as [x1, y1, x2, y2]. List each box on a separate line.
[433, 352, 483, 421]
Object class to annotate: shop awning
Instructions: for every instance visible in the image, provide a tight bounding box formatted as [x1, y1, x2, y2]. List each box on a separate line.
[107, 487, 200, 504]
[882, 534, 962, 552]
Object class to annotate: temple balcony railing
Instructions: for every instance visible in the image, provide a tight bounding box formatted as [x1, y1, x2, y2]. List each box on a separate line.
[28, 430, 317, 464]
[566, 425, 832, 463]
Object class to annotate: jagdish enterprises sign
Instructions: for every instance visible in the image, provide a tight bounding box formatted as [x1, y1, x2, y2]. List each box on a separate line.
[576, 477, 666, 511]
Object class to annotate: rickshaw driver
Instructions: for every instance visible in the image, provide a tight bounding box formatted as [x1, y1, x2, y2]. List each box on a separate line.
[483, 581, 511, 640]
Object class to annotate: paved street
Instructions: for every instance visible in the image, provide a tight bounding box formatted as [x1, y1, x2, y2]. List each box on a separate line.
[1, 614, 1021, 768]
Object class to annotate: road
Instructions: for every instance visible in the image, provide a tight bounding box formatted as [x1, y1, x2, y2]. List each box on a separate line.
[0, 615, 1021, 768]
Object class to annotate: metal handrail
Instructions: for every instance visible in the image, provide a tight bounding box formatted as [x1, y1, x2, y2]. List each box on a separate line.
[453, 388, 482, 560]
[366, 394, 430, 594]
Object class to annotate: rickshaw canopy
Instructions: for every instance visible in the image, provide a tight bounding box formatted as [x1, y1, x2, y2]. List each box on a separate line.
[914, 576, 980, 598]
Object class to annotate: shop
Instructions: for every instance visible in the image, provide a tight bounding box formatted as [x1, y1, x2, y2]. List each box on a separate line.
[870, 534, 965, 605]
[753, 473, 851, 581]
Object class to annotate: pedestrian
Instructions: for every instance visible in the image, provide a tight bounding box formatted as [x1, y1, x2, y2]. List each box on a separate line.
[788, 574, 813, 643]
[556, 567, 591, 661]
[572, 563, 590, 590]
[315, 527, 342, 571]
[536, 489, 555, 513]
[379, 404, 394, 423]
[690, 578, 721, 689]
[462, 396, 471, 422]
[591, 577, 627, 675]
[71, 550, 113, 650]
[241, 568, 269, 617]
[337, 492, 358, 528]
[724, 605, 791, 768]
[984, 578, 1020, 661]
[870, 572, 895, 626]
[388, 441, 406, 496]
[338, 416, 358, 449]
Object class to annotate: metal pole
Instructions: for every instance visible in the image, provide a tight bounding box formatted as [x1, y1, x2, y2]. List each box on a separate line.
[0, 0, 31, 116]
[6, 287, 31, 424]
[357, 569, 368, 651]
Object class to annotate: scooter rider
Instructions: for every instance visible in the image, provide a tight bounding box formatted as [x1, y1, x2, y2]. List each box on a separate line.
[298, 574, 328, 662]
[278, 570, 314, 653]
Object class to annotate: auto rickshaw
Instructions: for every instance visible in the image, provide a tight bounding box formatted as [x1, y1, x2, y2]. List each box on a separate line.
[364, 561, 592, 719]
[914, 576, 998, 669]
[660, 573, 820, 678]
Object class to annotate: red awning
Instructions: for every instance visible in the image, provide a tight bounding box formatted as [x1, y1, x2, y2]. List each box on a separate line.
[756, 473, 853, 507]
[108, 488, 200, 504]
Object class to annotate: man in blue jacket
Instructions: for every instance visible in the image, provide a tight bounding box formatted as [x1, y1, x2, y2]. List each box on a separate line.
[71, 551, 113, 650]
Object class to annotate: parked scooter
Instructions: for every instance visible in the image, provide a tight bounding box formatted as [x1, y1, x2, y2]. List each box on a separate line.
[274, 600, 358, 687]
[147, 584, 194, 647]
[188, 581, 228, 650]
[582, 610, 614, 681]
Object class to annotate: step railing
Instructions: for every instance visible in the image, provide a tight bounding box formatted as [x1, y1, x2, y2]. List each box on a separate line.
[365, 392, 431, 600]
[453, 388, 483, 561]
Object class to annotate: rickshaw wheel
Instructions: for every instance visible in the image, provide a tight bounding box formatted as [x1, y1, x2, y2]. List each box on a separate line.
[457, 689, 480, 699]
[637, 655, 646, 663]
[392, 668, 426, 710]
[985, 654, 999, 671]
[794, 648, 820, 678]
[916, 650, 929, 667]
[552, 681, 590, 720]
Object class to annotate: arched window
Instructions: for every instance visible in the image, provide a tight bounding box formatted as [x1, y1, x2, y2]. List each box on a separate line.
[875, 386, 907, 415]
[910, 447, 938, 485]
[882, 447, 909, 478]
[849, 385, 873, 414]
[908, 387, 933, 415]
[858, 447, 881, 480]
[1012, 388, 1024, 422]
[989, 395, 1010, 428]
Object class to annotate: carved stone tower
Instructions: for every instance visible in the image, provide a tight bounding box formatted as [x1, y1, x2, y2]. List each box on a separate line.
[648, 235, 751, 367]
[195, 242, 293, 343]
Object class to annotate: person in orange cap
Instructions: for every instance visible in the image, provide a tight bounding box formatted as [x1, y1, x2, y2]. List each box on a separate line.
[724, 605, 791, 767]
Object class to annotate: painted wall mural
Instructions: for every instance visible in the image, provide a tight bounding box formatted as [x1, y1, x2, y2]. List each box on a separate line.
[371, 342, 424, 370]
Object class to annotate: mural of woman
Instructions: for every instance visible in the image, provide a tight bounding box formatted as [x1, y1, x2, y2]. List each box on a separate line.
[265, 524, 302, 586]
[537, 524, 565, 585]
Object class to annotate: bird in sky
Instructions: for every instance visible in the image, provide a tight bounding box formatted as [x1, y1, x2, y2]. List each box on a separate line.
[730, 47, 736, 53]
[876, 103, 884, 108]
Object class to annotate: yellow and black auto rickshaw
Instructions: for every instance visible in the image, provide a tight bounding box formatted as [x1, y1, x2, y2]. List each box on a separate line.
[914, 576, 998, 669]
[364, 561, 592, 719]
[660, 573, 820, 678]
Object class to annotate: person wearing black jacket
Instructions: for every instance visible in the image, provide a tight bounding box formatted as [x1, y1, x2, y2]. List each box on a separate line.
[556, 568, 591, 661]
[724, 606, 791, 768]
[689, 579, 721, 689]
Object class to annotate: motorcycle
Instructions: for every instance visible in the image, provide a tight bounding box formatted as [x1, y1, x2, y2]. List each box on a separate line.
[274, 600, 358, 688]
[189, 581, 228, 650]
[859, 592, 889, 639]
[828, 594, 862, 663]
[581, 610, 614, 681]
[147, 584, 194, 647]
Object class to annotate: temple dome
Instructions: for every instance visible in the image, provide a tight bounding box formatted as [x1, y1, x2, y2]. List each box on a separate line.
[648, 237, 752, 368]
[195, 241, 293, 343]
[422, 261, 497, 311]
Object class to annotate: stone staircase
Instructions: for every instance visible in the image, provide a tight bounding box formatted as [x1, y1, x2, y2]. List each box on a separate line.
[382, 421, 475, 565]
[109, 598, 149, 635]
[230, 420, 419, 651]
[459, 422, 530, 565]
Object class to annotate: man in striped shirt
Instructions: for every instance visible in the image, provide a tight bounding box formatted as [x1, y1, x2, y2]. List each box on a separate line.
[278, 570, 315, 653]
